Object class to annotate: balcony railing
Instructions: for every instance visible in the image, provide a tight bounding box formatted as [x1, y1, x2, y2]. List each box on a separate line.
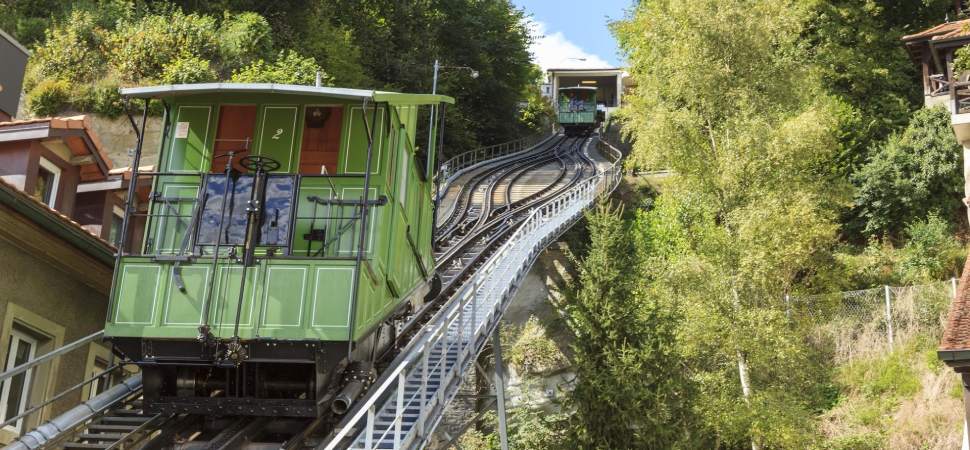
[929, 73, 951, 96]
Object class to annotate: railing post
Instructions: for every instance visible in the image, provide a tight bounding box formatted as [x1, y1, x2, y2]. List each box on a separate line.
[395, 371, 404, 448]
[884, 285, 894, 351]
[365, 404, 375, 449]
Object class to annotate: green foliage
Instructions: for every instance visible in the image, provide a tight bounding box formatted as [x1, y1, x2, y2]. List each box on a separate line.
[26, 79, 71, 117]
[24, 10, 105, 91]
[460, 408, 568, 450]
[216, 11, 274, 71]
[105, 10, 218, 83]
[160, 54, 217, 85]
[230, 50, 326, 86]
[73, 78, 126, 118]
[898, 213, 965, 283]
[804, 0, 952, 174]
[612, 0, 849, 446]
[839, 348, 921, 399]
[852, 107, 963, 238]
[504, 316, 567, 375]
[564, 202, 699, 449]
[13, 1, 535, 147]
[955, 44, 970, 76]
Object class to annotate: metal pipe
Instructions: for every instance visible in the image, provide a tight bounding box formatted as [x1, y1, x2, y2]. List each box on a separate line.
[331, 380, 365, 415]
[345, 99, 380, 359]
[107, 98, 150, 320]
[4, 374, 142, 450]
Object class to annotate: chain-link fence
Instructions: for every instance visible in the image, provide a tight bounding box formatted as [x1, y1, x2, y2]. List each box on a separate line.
[788, 279, 957, 364]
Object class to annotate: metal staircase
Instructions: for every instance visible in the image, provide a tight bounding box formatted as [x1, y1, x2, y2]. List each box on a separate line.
[322, 137, 623, 450]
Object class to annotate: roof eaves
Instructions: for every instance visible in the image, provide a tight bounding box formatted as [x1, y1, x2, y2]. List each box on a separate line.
[0, 178, 115, 265]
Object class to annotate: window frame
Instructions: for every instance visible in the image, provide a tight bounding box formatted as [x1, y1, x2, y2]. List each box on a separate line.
[0, 328, 38, 433]
[36, 157, 61, 208]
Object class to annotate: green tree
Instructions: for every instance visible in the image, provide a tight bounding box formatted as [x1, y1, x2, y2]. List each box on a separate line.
[804, 0, 952, 174]
[565, 203, 697, 449]
[852, 106, 963, 238]
[614, 0, 844, 446]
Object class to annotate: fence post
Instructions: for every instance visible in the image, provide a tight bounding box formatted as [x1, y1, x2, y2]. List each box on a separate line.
[953, 277, 959, 299]
[884, 285, 894, 351]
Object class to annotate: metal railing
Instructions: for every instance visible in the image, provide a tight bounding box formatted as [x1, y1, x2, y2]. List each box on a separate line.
[437, 133, 553, 190]
[323, 137, 622, 449]
[0, 330, 130, 437]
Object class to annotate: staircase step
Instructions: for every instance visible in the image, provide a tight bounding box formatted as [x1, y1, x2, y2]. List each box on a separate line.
[99, 416, 151, 424]
[87, 424, 138, 432]
[107, 408, 144, 416]
[78, 433, 126, 441]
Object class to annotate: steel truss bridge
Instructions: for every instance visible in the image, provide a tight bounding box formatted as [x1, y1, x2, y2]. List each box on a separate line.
[3, 132, 622, 450]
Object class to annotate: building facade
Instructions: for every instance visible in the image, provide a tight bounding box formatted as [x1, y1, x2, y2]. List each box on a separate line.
[0, 114, 137, 442]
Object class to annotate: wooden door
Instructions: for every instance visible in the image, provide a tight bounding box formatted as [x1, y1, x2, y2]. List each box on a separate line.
[211, 105, 257, 173]
[299, 106, 343, 174]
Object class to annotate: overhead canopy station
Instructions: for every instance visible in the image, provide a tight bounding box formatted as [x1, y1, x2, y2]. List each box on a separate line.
[544, 68, 632, 117]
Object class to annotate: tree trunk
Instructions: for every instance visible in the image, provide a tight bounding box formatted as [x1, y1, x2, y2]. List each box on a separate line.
[733, 287, 761, 450]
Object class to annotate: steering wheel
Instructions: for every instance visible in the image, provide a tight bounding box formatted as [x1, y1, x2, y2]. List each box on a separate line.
[239, 155, 281, 173]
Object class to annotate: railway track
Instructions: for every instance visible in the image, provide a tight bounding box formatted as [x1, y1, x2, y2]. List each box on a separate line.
[20, 133, 604, 450]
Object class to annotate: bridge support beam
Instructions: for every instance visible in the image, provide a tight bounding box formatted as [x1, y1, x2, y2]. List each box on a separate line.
[492, 328, 509, 450]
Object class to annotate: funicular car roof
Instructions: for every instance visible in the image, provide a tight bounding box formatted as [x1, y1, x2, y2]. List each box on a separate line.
[119, 83, 455, 105]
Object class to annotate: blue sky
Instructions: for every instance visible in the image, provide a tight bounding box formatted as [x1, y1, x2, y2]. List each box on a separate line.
[512, 0, 630, 70]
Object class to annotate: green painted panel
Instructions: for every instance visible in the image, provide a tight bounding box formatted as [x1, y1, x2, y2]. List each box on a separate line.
[163, 266, 209, 325]
[166, 106, 211, 172]
[256, 106, 298, 172]
[261, 266, 308, 327]
[311, 267, 354, 328]
[114, 264, 162, 325]
[343, 107, 384, 174]
[152, 184, 199, 254]
[209, 266, 257, 331]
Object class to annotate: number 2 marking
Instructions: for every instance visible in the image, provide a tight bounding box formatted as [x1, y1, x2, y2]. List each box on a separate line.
[272, 128, 283, 140]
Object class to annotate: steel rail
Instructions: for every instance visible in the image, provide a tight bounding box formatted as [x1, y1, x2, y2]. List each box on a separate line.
[321, 135, 620, 449]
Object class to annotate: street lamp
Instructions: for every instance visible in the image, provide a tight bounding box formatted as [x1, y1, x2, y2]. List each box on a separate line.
[429, 59, 479, 240]
[431, 59, 479, 95]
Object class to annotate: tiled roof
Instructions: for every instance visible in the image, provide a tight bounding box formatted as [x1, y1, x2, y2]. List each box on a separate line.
[903, 19, 970, 43]
[0, 115, 113, 181]
[0, 176, 115, 253]
[940, 254, 970, 352]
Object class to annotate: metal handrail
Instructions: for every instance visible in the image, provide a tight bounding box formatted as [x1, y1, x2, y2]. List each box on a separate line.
[323, 136, 622, 449]
[0, 363, 121, 429]
[0, 330, 103, 383]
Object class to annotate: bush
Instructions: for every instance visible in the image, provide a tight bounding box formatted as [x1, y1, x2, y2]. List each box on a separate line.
[27, 79, 71, 117]
[505, 316, 568, 375]
[231, 50, 328, 85]
[25, 10, 105, 90]
[898, 213, 965, 283]
[104, 10, 218, 82]
[852, 107, 963, 238]
[161, 54, 217, 85]
[217, 12, 274, 72]
[73, 79, 126, 117]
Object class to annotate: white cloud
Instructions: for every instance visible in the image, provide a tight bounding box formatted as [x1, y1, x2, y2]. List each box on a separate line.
[527, 20, 611, 72]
